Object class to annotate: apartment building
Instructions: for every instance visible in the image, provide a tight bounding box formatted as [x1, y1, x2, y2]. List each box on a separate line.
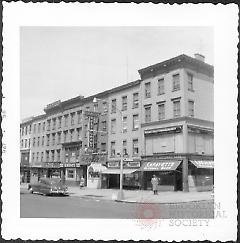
[20, 53, 214, 191]
[138, 54, 214, 192]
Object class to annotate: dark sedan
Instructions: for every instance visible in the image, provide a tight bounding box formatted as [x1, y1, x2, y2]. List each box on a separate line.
[28, 177, 69, 196]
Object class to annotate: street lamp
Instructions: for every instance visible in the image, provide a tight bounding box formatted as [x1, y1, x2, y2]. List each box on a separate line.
[93, 97, 125, 200]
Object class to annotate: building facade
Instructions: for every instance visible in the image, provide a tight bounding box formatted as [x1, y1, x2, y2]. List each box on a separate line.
[20, 53, 214, 191]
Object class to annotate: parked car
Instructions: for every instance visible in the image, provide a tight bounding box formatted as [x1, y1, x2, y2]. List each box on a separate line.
[28, 177, 69, 196]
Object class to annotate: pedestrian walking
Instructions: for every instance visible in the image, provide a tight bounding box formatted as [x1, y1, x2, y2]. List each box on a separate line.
[151, 175, 159, 195]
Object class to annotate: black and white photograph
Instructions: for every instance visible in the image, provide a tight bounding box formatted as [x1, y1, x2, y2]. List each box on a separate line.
[2, 3, 238, 241]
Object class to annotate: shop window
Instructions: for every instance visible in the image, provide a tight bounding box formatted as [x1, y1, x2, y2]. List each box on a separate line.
[67, 169, 74, 179]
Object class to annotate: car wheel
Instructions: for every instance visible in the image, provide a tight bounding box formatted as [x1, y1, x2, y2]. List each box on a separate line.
[29, 187, 33, 194]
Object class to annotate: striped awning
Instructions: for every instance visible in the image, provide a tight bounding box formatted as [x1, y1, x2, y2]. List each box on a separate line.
[102, 169, 138, 174]
[190, 160, 214, 169]
[139, 161, 182, 171]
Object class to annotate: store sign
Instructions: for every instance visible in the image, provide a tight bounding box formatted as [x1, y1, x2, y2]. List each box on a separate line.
[144, 126, 182, 135]
[108, 161, 120, 168]
[108, 161, 141, 168]
[60, 163, 81, 168]
[44, 162, 61, 168]
[142, 161, 181, 171]
[190, 160, 214, 169]
[88, 116, 94, 149]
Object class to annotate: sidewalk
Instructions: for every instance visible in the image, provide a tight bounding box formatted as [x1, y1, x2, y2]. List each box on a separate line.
[68, 186, 213, 204]
[21, 183, 213, 204]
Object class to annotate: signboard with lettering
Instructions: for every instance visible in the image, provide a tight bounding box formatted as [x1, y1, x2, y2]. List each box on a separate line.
[107, 161, 141, 168]
[88, 116, 94, 149]
[44, 162, 61, 168]
[141, 161, 182, 171]
[144, 126, 182, 135]
[190, 160, 214, 169]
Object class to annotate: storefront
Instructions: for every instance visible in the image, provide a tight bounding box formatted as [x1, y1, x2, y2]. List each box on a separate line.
[20, 151, 30, 183]
[188, 160, 214, 192]
[139, 161, 183, 191]
[87, 163, 107, 189]
[102, 160, 141, 189]
[60, 162, 87, 186]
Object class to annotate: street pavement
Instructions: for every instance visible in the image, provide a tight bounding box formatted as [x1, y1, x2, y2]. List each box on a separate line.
[20, 185, 214, 218]
[21, 183, 213, 204]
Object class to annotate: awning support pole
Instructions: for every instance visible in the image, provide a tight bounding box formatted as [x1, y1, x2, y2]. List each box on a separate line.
[182, 123, 189, 192]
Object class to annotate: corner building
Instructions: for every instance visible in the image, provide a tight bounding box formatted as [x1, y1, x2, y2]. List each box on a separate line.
[138, 54, 214, 192]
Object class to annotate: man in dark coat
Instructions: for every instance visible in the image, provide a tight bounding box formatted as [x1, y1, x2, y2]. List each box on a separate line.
[151, 175, 158, 195]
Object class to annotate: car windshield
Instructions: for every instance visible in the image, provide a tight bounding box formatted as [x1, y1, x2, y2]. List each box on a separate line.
[50, 178, 62, 185]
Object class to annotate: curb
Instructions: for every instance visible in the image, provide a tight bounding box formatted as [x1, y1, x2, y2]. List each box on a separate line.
[115, 199, 214, 204]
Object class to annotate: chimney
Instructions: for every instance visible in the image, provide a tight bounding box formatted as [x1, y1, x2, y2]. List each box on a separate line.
[194, 53, 205, 62]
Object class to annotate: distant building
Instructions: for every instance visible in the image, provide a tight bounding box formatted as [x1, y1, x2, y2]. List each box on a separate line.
[20, 53, 214, 191]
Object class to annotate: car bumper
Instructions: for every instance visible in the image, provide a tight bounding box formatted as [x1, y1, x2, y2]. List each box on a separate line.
[50, 190, 69, 195]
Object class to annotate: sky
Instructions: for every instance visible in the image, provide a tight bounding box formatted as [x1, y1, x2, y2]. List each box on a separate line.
[20, 26, 213, 119]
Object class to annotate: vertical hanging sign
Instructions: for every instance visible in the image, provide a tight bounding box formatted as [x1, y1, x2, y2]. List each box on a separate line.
[88, 116, 94, 150]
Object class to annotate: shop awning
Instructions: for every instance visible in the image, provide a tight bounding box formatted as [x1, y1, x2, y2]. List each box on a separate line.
[88, 163, 107, 173]
[102, 168, 138, 174]
[190, 160, 214, 169]
[139, 161, 182, 171]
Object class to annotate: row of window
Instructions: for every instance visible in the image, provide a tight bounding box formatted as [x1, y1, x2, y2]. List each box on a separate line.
[111, 92, 139, 114]
[32, 149, 61, 163]
[110, 114, 139, 134]
[144, 100, 194, 123]
[110, 139, 139, 157]
[144, 73, 194, 99]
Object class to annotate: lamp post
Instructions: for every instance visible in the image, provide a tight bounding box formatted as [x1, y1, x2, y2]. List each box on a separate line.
[93, 97, 125, 200]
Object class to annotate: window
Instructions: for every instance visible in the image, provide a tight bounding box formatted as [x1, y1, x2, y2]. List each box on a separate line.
[32, 152, 35, 162]
[111, 119, 116, 134]
[47, 120, 51, 131]
[21, 139, 23, 148]
[132, 139, 139, 156]
[122, 140, 127, 156]
[37, 137, 40, 146]
[51, 150, 55, 162]
[46, 135, 50, 146]
[33, 124, 37, 133]
[52, 133, 56, 145]
[110, 141, 116, 157]
[71, 113, 75, 125]
[122, 116, 127, 133]
[57, 132, 61, 144]
[52, 118, 56, 130]
[63, 131, 68, 142]
[158, 78, 164, 95]
[64, 115, 68, 127]
[102, 121, 107, 131]
[67, 169, 74, 179]
[173, 74, 180, 91]
[77, 111, 82, 124]
[101, 143, 106, 152]
[145, 82, 151, 98]
[93, 103, 98, 111]
[133, 93, 139, 108]
[103, 102, 108, 113]
[25, 126, 27, 135]
[122, 96, 127, 111]
[46, 151, 49, 162]
[173, 100, 181, 118]
[29, 125, 32, 134]
[84, 125, 88, 138]
[77, 128, 82, 140]
[24, 139, 27, 148]
[28, 139, 31, 147]
[188, 100, 194, 117]
[85, 106, 90, 112]
[58, 117, 62, 128]
[187, 73, 194, 91]
[57, 150, 60, 161]
[36, 152, 39, 162]
[145, 106, 151, 123]
[42, 136, 44, 146]
[33, 137, 36, 147]
[133, 114, 139, 130]
[111, 99, 116, 113]
[41, 152, 44, 162]
[70, 129, 74, 141]
[158, 103, 165, 120]
[42, 122, 45, 132]
[38, 123, 41, 133]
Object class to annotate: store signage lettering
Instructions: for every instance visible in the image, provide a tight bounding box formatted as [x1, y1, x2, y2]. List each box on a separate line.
[108, 161, 140, 168]
[45, 162, 60, 168]
[144, 126, 182, 135]
[194, 161, 214, 168]
[60, 163, 81, 168]
[88, 116, 94, 149]
[108, 161, 119, 168]
[144, 162, 175, 170]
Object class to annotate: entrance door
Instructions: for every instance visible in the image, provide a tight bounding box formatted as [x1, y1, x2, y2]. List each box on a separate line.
[109, 174, 119, 188]
[175, 171, 183, 191]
